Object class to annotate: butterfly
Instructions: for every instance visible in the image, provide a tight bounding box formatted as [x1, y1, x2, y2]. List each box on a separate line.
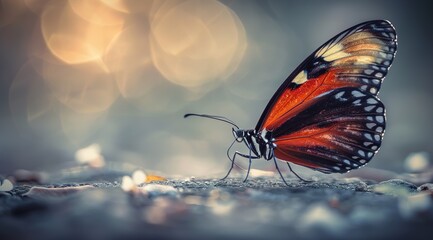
[185, 20, 397, 184]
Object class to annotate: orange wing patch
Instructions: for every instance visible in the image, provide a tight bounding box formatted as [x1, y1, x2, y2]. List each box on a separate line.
[264, 70, 359, 130]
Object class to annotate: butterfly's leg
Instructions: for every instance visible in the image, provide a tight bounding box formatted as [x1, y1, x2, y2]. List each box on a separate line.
[221, 151, 259, 180]
[221, 140, 237, 180]
[272, 155, 289, 186]
[221, 160, 235, 180]
[243, 147, 253, 182]
[286, 162, 312, 182]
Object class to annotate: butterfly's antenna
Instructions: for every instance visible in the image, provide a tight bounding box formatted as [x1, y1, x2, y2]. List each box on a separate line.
[184, 113, 239, 129]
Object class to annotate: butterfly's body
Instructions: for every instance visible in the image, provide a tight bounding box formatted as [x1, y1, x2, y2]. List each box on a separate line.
[233, 128, 275, 160]
[185, 20, 397, 184]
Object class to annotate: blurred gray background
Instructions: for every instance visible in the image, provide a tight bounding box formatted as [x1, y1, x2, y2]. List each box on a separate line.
[0, 0, 432, 177]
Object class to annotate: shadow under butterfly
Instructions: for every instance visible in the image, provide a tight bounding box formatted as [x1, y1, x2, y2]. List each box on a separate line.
[185, 20, 397, 185]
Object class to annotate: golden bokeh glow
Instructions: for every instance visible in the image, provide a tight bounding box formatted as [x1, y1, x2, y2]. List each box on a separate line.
[6, 0, 248, 143]
[104, 24, 154, 98]
[68, 0, 126, 26]
[41, 1, 124, 64]
[150, 0, 247, 87]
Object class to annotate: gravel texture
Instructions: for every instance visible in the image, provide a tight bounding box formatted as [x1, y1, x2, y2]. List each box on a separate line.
[1, 173, 433, 240]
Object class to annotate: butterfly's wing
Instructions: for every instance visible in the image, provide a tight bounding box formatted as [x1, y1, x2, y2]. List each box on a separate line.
[272, 87, 385, 173]
[256, 20, 396, 132]
[255, 20, 396, 173]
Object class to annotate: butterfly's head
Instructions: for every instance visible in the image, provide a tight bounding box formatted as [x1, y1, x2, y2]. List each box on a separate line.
[232, 128, 245, 142]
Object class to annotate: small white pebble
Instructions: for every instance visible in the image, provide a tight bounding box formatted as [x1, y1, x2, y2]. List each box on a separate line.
[0, 179, 13, 192]
[121, 176, 135, 192]
[132, 170, 147, 185]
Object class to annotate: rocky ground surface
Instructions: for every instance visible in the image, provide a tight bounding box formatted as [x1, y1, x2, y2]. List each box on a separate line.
[1, 169, 433, 240]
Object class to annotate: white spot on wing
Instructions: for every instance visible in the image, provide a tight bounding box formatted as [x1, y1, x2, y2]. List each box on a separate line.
[367, 98, 378, 104]
[334, 91, 345, 99]
[364, 69, 374, 75]
[351, 90, 365, 97]
[364, 133, 373, 141]
[375, 72, 384, 78]
[374, 134, 381, 141]
[364, 106, 375, 112]
[353, 99, 361, 105]
[375, 116, 384, 123]
[381, 32, 389, 37]
[292, 70, 308, 85]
